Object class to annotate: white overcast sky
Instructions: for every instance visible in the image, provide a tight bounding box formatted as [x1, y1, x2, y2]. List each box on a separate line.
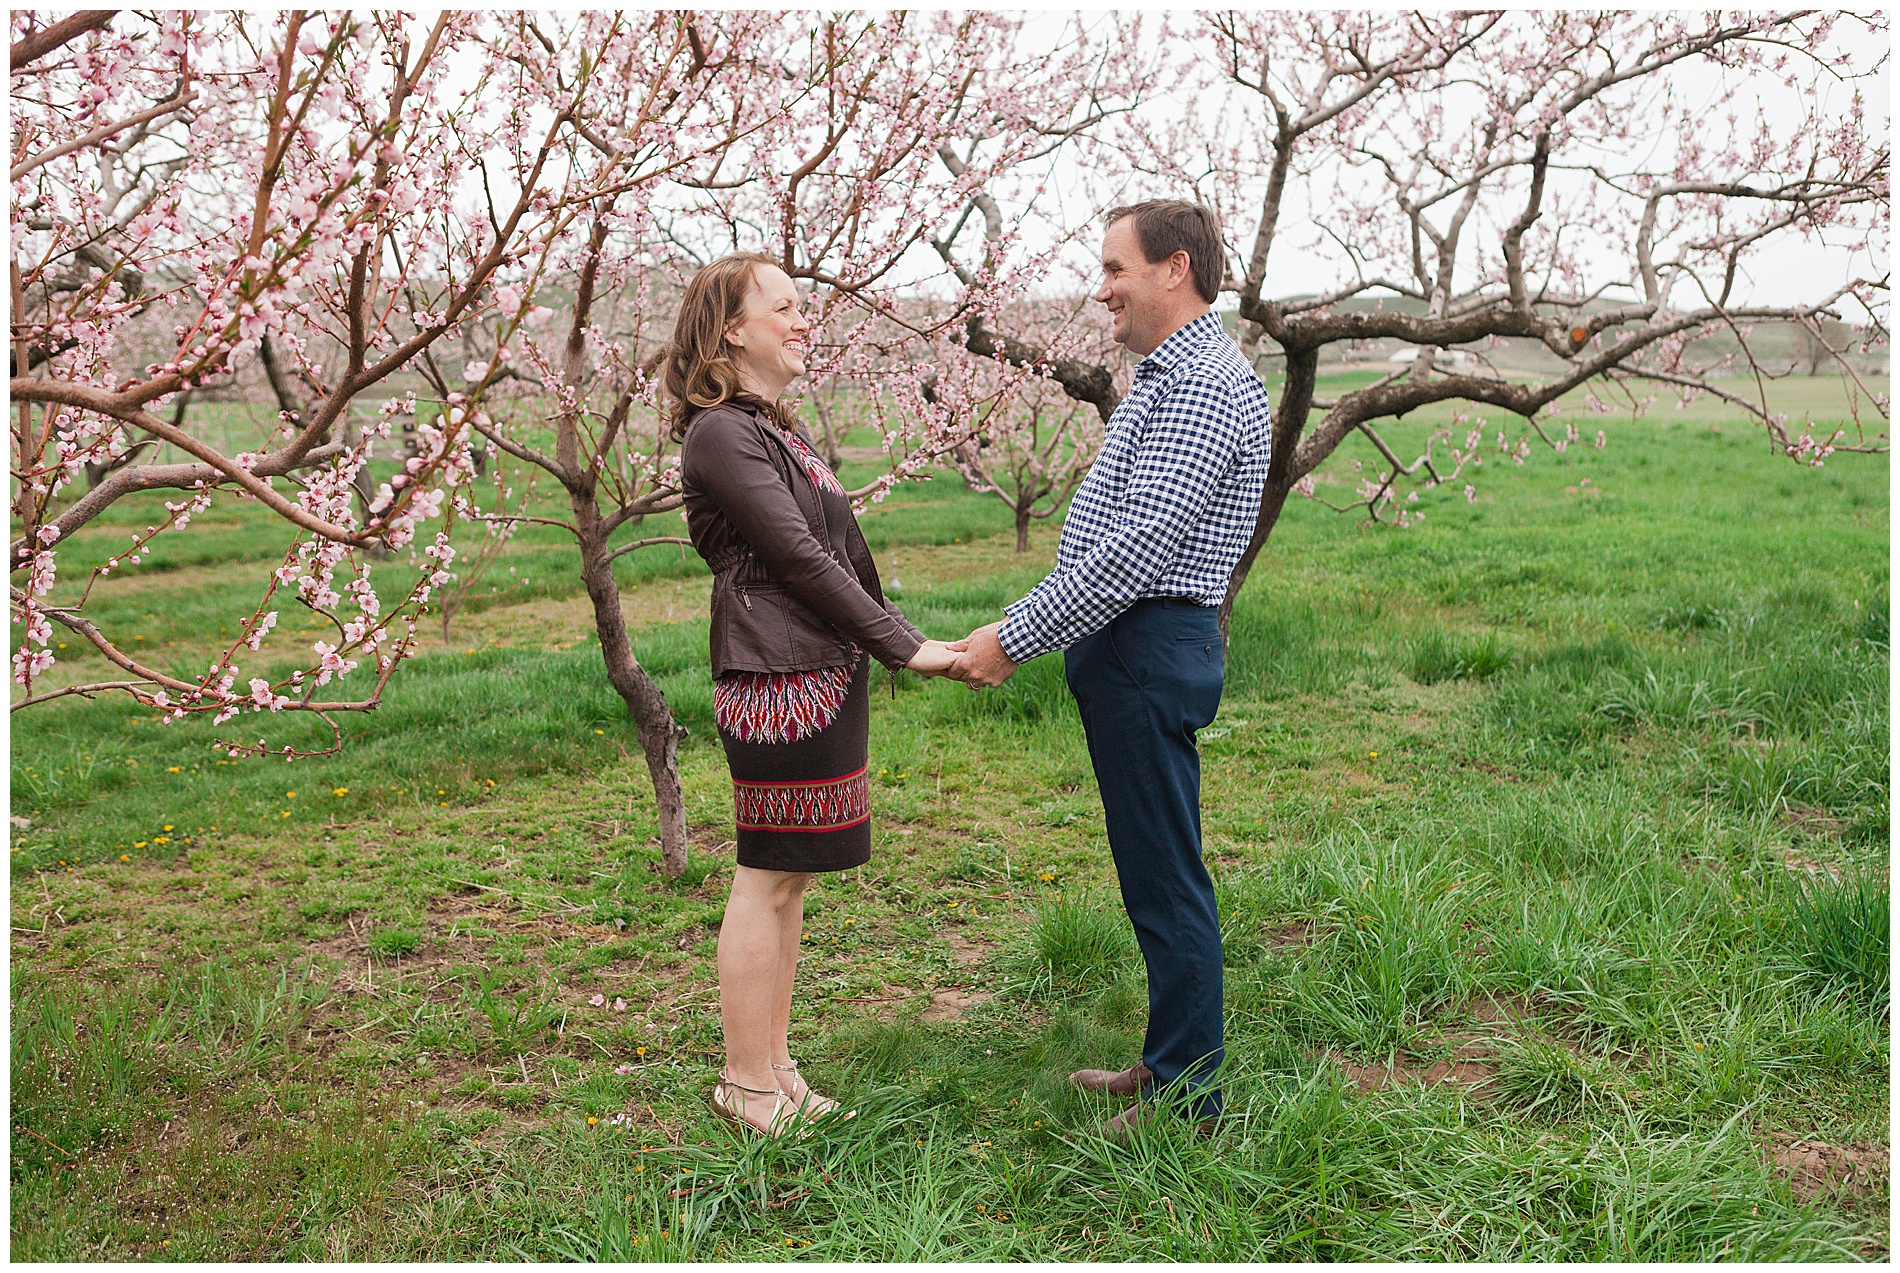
[1006, 10, 1889, 312]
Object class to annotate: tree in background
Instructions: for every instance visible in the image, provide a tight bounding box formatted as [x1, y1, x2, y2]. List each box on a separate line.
[944, 312, 1113, 551]
[951, 375, 1103, 553]
[956, 12, 1889, 626]
[8, 10, 669, 752]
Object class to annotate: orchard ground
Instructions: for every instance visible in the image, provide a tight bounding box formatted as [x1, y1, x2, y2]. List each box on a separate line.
[11, 374, 1890, 1260]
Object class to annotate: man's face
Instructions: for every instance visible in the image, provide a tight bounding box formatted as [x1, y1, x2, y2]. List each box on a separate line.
[1094, 217, 1178, 356]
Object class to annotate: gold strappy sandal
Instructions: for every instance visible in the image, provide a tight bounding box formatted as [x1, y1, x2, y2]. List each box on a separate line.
[774, 1059, 856, 1123]
[709, 1072, 802, 1138]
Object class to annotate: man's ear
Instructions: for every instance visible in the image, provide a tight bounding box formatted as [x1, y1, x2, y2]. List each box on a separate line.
[1169, 250, 1193, 291]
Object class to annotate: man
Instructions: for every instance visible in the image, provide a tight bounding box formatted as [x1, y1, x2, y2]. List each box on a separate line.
[950, 200, 1271, 1142]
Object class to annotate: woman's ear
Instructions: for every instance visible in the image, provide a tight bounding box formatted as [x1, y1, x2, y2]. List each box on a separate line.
[723, 325, 744, 351]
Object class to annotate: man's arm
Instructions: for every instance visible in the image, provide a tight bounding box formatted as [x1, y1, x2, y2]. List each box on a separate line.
[995, 371, 1257, 664]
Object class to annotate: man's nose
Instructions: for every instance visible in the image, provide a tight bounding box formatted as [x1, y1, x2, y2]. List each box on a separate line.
[1093, 282, 1112, 303]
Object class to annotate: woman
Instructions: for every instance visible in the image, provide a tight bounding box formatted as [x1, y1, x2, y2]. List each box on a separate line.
[668, 253, 959, 1136]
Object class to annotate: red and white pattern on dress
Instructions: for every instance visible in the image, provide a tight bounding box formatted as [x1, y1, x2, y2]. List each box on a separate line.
[732, 764, 871, 833]
[781, 428, 846, 495]
[714, 663, 854, 744]
[713, 428, 858, 745]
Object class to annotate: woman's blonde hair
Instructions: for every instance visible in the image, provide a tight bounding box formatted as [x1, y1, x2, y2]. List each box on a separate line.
[664, 252, 800, 441]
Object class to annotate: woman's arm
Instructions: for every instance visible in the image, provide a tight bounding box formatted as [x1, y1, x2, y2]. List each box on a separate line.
[683, 409, 923, 669]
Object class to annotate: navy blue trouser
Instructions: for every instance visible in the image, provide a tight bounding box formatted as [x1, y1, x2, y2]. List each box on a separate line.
[1064, 597, 1226, 1120]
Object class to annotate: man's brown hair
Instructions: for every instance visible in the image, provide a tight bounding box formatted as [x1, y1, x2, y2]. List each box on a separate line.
[1103, 200, 1224, 305]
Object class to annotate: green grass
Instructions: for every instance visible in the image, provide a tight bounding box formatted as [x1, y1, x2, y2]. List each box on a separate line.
[1780, 870, 1891, 1007]
[10, 379, 1890, 1260]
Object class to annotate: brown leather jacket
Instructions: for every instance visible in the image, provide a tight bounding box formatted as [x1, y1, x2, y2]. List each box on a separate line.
[680, 403, 924, 676]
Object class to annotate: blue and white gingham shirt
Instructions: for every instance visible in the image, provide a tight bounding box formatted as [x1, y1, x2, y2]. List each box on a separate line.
[998, 311, 1271, 663]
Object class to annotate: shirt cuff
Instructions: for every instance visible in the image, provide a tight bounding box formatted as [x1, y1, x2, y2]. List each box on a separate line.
[996, 613, 1044, 664]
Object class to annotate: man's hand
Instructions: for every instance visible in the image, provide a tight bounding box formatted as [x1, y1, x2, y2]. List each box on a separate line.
[949, 621, 1017, 689]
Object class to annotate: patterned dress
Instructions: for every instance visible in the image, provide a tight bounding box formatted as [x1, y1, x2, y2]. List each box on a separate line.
[714, 429, 873, 873]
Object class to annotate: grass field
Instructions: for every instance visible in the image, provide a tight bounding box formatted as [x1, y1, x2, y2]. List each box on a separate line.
[10, 377, 1891, 1260]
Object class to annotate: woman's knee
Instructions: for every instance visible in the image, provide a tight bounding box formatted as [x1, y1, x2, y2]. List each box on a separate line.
[732, 865, 810, 908]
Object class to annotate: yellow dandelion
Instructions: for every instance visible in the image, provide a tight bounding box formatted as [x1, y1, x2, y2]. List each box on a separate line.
[134, 841, 147, 848]
[332, 787, 349, 796]
[285, 791, 296, 799]
[587, 1116, 598, 1125]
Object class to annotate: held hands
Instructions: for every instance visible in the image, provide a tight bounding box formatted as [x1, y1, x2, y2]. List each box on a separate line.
[946, 621, 1017, 690]
[902, 624, 1019, 689]
[904, 639, 962, 678]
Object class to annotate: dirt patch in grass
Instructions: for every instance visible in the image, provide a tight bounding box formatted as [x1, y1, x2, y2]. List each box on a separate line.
[1264, 920, 1330, 951]
[1457, 756, 1524, 783]
[1782, 803, 1848, 839]
[1331, 1035, 1499, 1095]
[942, 929, 994, 968]
[300, 897, 623, 999]
[1465, 992, 1539, 1024]
[1782, 849, 1843, 879]
[922, 989, 993, 1024]
[1331, 998, 1580, 1095]
[1766, 1134, 1890, 1201]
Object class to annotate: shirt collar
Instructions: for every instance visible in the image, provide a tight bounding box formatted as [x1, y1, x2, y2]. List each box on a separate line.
[1133, 311, 1226, 381]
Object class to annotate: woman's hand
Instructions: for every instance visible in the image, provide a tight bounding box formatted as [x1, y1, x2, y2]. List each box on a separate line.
[905, 639, 961, 678]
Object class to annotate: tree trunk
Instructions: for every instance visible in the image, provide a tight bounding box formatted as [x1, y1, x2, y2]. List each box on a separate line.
[1015, 502, 1031, 552]
[1218, 345, 1319, 636]
[575, 500, 690, 878]
[1218, 480, 1292, 634]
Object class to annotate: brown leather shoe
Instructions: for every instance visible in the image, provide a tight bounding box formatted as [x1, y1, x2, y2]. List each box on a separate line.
[1068, 1062, 1153, 1096]
[1097, 1102, 1218, 1147]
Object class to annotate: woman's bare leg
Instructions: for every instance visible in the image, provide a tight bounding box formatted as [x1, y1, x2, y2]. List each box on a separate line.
[718, 865, 810, 1126]
[770, 873, 805, 1068]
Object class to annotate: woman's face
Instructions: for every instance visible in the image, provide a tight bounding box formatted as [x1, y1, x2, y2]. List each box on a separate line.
[724, 265, 809, 396]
